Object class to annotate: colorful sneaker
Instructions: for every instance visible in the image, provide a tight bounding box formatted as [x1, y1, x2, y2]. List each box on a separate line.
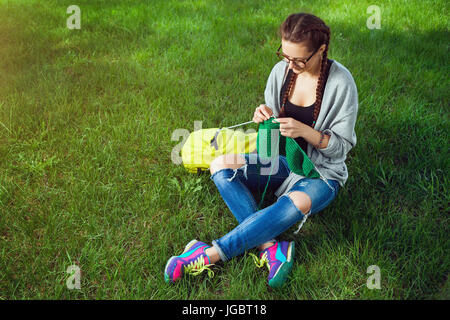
[164, 239, 215, 283]
[250, 241, 295, 288]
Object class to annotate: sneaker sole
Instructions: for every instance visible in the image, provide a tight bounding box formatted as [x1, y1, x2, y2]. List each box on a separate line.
[164, 239, 199, 283]
[268, 241, 295, 288]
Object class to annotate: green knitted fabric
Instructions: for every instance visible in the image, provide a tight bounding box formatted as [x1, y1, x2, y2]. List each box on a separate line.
[256, 119, 286, 157]
[285, 136, 320, 178]
[256, 118, 320, 178]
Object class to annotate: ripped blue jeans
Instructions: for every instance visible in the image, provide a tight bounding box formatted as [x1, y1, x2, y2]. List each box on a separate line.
[209, 153, 340, 262]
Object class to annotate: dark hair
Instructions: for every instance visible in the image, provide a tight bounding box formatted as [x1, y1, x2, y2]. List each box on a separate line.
[278, 13, 331, 127]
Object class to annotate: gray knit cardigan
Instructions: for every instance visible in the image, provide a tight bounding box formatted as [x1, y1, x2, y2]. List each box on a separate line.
[263, 59, 359, 198]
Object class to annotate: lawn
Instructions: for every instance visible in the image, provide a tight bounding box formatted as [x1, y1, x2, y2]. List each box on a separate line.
[0, 0, 448, 299]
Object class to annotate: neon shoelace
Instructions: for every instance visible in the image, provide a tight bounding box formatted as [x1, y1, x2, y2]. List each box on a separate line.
[249, 252, 270, 271]
[184, 255, 215, 278]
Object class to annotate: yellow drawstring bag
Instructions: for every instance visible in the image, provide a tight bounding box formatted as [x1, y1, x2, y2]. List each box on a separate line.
[181, 128, 257, 174]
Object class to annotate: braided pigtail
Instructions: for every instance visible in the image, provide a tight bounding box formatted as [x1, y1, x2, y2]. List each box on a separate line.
[279, 71, 298, 117]
[311, 28, 330, 127]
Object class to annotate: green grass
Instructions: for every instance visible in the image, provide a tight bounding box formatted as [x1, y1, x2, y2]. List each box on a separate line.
[0, 0, 448, 299]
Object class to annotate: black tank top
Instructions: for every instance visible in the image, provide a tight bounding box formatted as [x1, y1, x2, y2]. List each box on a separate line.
[280, 59, 333, 153]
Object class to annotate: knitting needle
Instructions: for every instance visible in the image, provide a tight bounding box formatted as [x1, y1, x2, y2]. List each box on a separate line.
[223, 120, 254, 129]
[210, 120, 254, 150]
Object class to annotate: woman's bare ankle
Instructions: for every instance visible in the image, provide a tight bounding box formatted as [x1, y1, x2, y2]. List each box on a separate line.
[258, 241, 276, 251]
[205, 247, 220, 264]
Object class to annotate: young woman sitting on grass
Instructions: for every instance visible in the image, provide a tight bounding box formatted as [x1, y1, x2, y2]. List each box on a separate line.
[165, 12, 359, 288]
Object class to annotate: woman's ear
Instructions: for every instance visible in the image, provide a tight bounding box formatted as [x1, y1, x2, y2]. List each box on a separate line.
[319, 44, 327, 54]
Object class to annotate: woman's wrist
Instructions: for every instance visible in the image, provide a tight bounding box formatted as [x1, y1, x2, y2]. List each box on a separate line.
[315, 131, 326, 149]
[316, 130, 330, 149]
[300, 125, 329, 149]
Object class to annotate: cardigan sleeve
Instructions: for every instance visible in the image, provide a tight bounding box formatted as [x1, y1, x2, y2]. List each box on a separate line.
[318, 79, 358, 160]
[264, 61, 286, 117]
[264, 65, 278, 116]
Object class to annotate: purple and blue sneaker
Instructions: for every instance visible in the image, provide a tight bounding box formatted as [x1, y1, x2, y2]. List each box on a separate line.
[250, 241, 295, 288]
[164, 239, 214, 283]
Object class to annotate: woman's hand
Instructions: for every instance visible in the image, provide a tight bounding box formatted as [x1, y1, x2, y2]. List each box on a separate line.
[272, 117, 308, 139]
[253, 104, 273, 123]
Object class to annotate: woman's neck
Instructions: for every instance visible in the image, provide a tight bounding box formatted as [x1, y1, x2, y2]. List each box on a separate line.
[300, 58, 326, 80]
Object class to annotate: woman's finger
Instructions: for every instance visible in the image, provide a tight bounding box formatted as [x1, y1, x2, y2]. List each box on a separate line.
[253, 114, 263, 123]
[272, 117, 288, 123]
[261, 108, 271, 120]
[256, 109, 269, 120]
[257, 105, 273, 119]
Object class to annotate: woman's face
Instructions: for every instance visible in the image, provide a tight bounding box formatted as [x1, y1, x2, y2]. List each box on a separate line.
[280, 39, 326, 75]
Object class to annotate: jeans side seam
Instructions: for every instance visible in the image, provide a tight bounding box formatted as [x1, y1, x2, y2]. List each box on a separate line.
[212, 240, 228, 262]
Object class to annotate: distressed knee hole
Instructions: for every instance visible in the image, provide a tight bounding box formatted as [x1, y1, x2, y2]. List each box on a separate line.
[209, 154, 246, 175]
[210, 154, 248, 181]
[287, 191, 312, 215]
